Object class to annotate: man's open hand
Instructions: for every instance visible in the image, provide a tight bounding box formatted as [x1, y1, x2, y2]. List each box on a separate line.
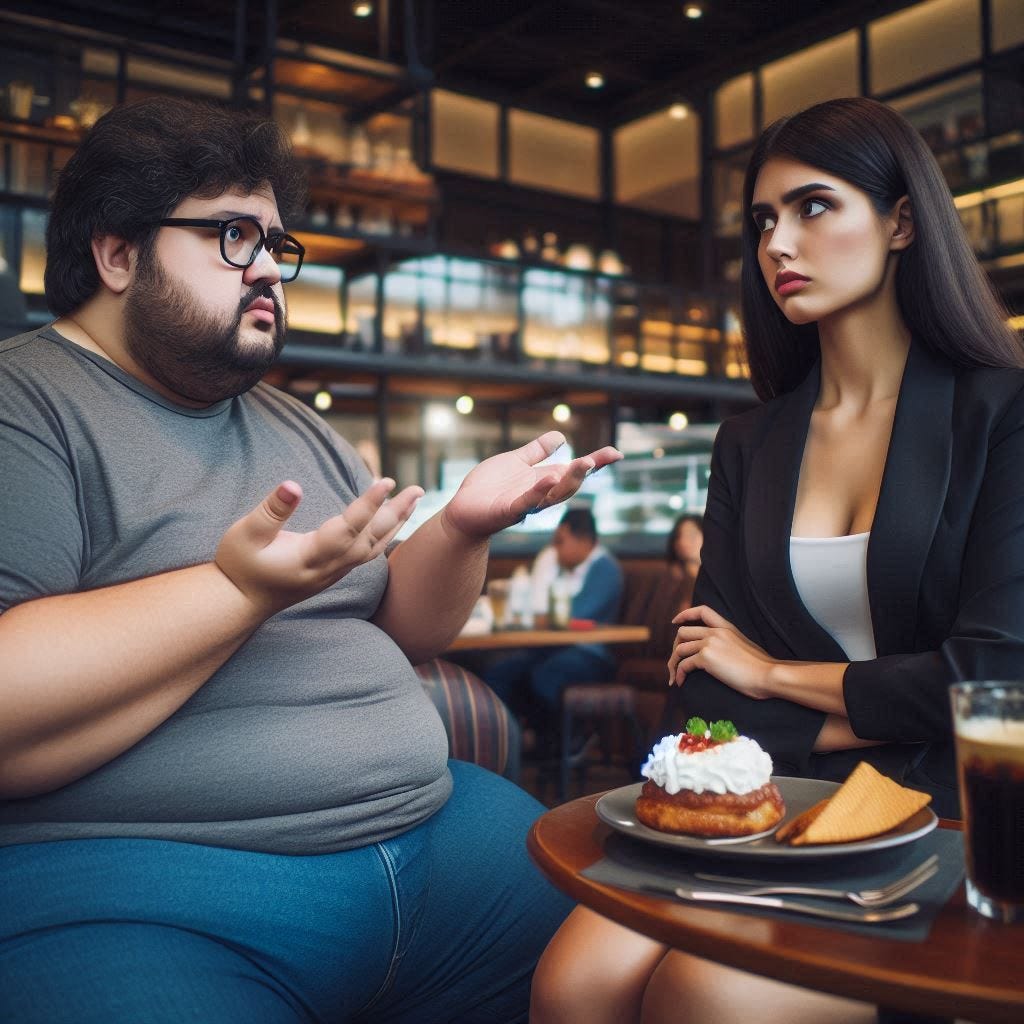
[216, 478, 423, 617]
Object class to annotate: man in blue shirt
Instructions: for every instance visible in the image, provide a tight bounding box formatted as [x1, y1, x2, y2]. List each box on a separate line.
[485, 509, 623, 744]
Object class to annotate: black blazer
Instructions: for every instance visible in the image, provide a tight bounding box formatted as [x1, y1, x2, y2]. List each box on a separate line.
[664, 341, 1024, 817]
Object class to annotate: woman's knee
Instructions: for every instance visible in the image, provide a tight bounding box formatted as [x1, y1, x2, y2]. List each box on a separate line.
[530, 907, 668, 1024]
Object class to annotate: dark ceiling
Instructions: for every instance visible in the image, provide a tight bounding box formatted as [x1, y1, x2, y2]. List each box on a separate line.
[16, 0, 920, 125]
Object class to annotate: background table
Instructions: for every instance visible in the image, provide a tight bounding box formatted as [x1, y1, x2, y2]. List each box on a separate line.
[527, 792, 1024, 1024]
[447, 624, 649, 653]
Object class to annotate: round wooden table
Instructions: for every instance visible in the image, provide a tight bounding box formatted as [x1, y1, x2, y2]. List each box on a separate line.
[447, 624, 649, 652]
[527, 792, 1024, 1024]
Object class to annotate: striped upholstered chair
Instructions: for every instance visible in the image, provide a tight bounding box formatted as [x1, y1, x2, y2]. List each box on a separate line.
[414, 658, 522, 784]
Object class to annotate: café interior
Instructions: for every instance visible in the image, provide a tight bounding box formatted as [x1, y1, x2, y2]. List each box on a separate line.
[1, 3, 1023, 1015]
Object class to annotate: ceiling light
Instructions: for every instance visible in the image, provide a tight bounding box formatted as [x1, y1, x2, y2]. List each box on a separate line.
[314, 389, 333, 412]
[352, 1, 373, 17]
[683, 3, 704, 19]
[669, 411, 689, 431]
[669, 102, 689, 120]
[553, 403, 571, 423]
[584, 71, 605, 89]
[425, 403, 455, 437]
[455, 395, 474, 415]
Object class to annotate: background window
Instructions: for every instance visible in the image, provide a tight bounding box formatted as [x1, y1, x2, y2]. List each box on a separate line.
[508, 109, 600, 199]
[762, 31, 859, 125]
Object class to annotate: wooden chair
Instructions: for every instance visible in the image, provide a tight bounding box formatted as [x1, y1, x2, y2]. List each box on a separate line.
[414, 657, 522, 784]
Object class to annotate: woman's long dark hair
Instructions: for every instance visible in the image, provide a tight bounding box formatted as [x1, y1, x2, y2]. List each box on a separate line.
[740, 97, 1023, 402]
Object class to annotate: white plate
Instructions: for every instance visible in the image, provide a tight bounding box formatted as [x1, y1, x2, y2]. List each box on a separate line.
[595, 776, 939, 862]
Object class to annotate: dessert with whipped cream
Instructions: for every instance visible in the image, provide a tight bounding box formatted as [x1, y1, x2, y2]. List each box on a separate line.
[636, 718, 785, 837]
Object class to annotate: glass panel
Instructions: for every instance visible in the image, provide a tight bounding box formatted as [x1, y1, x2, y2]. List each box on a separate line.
[124, 55, 231, 100]
[715, 73, 755, 150]
[870, 0, 981, 96]
[889, 73, 983, 151]
[381, 256, 519, 360]
[344, 272, 378, 351]
[275, 94, 348, 165]
[19, 208, 47, 295]
[430, 89, 499, 178]
[713, 147, 752, 239]
[888, 73, 986, 192]
[597, 421, 718, 541]
[522, 268, 611, 366]
[285, 264, 343, 334]
[762, 31, 859, 125]
[508, 109, 600, 199]
[614, 105, 700, 219]
[993, 0, 1024, 51]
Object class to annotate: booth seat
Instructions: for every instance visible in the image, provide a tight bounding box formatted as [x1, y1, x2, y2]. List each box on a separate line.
[414, 657, 522, 784]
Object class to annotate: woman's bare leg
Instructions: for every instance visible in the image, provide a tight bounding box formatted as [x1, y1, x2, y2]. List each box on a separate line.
[641, 950, 878, 1024]
[530, 906, 669, 1024]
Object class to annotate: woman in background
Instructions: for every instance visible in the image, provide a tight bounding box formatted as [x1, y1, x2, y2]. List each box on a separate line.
[531, 95, 1024, 1024]
[666, 513, 703, 586]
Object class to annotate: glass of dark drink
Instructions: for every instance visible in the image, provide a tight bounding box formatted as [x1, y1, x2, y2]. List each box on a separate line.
[950, 682, 1024, 923]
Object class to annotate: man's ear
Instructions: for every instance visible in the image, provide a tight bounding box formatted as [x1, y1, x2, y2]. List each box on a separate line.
[90, 235, 136, 295]
[890, 196, 914, 252]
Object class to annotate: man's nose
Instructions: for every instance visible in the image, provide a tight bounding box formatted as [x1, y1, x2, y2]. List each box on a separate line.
[243, 244, 282, 287]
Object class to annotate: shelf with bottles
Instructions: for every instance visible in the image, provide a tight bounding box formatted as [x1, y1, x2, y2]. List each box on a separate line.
[283, 249, 743, 386]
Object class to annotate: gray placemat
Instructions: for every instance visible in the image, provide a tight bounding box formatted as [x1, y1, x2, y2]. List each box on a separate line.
[582, 828, 964, 942]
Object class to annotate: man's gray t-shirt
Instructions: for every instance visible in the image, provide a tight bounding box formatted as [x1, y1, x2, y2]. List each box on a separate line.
[0, 327, 451, 854]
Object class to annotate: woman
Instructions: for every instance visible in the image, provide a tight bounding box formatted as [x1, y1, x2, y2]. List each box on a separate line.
[667, 513, 704, 584]
[530, 96, 1024, 1024]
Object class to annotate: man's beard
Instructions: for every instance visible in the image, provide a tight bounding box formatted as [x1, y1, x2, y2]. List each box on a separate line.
[123, 252, 287, 404]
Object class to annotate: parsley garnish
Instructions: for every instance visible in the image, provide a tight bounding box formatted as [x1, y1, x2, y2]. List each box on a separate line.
[710, 720, 739, 742]
[685, 717, 708, 736]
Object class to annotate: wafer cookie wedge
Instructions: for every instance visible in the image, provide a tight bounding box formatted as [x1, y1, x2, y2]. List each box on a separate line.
[789, 762, 932, 846]
[774, 797, 830, 844]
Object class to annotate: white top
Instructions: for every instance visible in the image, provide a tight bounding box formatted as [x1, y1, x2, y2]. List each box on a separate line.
[528, 543, 609, 614]
[789, 532, 877, 661]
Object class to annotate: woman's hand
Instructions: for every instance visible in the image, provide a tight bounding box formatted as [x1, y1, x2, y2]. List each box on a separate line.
[441, 431, 622, 541]
[667, 605, 778, 697]
[216, 478, 423, 617]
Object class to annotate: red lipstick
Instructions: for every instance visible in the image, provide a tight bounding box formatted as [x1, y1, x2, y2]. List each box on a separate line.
[775, 270, 810, 296]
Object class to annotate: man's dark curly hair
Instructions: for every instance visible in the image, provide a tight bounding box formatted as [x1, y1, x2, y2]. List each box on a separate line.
[45, 97, 307, 316]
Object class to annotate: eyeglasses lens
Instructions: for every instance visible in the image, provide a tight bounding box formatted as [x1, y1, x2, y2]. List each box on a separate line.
[221, 218, 302, 281]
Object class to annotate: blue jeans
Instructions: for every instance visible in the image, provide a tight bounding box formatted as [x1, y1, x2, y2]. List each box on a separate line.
[0, 761, 572, 1024]
[485, 647, 616, 712]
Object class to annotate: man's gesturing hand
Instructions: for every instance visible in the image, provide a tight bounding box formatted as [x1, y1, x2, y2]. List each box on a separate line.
[441, 431, 622, 541]
[216, 478, 423, 617]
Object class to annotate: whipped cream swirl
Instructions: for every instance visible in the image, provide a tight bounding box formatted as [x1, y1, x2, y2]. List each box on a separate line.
[641, 734, 773, 796]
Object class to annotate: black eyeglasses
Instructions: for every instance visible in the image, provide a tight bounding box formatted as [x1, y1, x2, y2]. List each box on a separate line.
[158, 216, 305, 282]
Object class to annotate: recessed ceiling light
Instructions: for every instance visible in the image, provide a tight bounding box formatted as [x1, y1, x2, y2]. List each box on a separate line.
[669, 411, 689, 430]
[553, 403, 572, 423]
[314, 389, 333, 411]
[684, 3, 704, 19]
[584, 71, 605, 89]
[455, 395, 475, 415]
[352, 1, 373, 17]
[669, 102, 689, 120]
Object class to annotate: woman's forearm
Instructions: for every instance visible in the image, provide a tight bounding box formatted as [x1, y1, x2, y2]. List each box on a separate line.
[0, 562, 265, 798]
[766, 659, 849, 714]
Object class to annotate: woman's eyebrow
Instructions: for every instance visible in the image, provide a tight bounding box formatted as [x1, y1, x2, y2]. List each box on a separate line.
[750, 182, 837, 213]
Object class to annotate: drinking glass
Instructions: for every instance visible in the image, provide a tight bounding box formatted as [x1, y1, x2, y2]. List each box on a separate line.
[486, 579, 509, 631]
[950, 681, 1024, 923]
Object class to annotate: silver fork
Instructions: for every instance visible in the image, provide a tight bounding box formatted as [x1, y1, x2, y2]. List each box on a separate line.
[693, 853, 940, 908]
[672, 887, 921, 923]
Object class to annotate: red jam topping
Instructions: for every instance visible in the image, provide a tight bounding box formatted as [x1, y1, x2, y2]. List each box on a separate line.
[677, 733, 719, 754]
